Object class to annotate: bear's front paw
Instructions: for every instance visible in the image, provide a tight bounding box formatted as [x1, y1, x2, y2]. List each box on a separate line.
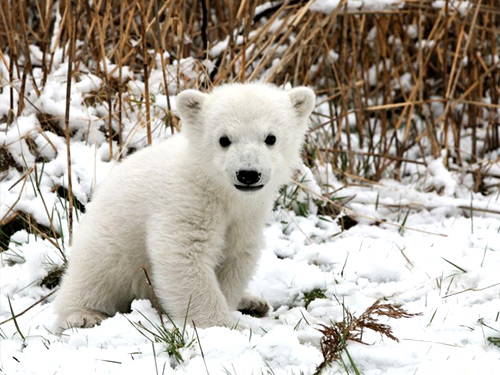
[237, 293, 270, 318]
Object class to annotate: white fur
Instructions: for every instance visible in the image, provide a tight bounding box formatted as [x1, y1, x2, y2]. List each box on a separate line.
[53, 83, 315, 329]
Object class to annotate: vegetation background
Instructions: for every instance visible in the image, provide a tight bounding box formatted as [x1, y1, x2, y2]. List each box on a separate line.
[2, 0, 499, 218]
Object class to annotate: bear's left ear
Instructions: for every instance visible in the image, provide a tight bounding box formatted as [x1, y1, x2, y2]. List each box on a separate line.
[288, 87, 316, 118]
[176, 89, 209, 124]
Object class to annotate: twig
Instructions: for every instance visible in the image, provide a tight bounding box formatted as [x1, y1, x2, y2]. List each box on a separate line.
[141, 265, 164, 326]
[443, 282, 500, 298]
[292, 179, 448, 237]
[64, 0, 77, 245]
[192, 321, 211, 375]
[33, 166, 66, 262]
[199, 0, 208, 59]
[0, 290, 57, 326]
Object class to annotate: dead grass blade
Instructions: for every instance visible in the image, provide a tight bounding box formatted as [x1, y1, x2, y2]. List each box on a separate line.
[315, 299, 420, 374]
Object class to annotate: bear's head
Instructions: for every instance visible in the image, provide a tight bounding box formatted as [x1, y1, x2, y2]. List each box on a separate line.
[176, 83, 315, 195]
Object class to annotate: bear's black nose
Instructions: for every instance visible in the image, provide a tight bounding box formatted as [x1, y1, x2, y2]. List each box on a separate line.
[236, 170, 261, 185]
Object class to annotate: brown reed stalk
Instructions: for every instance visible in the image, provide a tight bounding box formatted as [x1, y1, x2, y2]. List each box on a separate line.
[64, 0, 77, 245]
[140, 0, 152, 145]
[40, 0, 55, 87]
[17, 0, 40, 98]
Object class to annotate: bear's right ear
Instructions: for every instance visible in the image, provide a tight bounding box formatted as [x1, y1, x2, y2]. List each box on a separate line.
[175, 90, 208, 124]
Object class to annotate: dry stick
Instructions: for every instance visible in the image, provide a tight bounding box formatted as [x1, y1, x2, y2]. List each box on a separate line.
[153, 0, 172, 120]
[443, 0, 455, 162]
[199, 0, 209, 59]
[19, 212, 64, 255]
[117, 6, 124, 153]
[377, 202, 500, 216]
[64, 0, 76, 246]
[227, 0, 235, 78]
[47, 0, 67, 72]
[95, 0, 114, 160]
[339, 4, 352, 172]
[0, 290, 57, 326]
[141, 266, 164, 326]
[464, 100, 500, 109]
[0, 167, 32, 225]
[444, 18, 466, 163]
[175, 7, 183, 89]
[18, 0, 40, 97]
[140, 0, 152, 146]
[352, 17, 364, 150]
[192, 322, 211, 375]
[110, 96, 155, 163]
[6, 0, 21, 77]
[291, 179, 448, 237]
[5, 111, 60, 148]
[33, 166, 66, 261]
[84, 0, 103, 74]
[0, 1, 16, 125]
[443, 282, 500, 298]
[319, 147, 427, 166]
[40, 0, 55, 87]
[236, 0, 253, 83]
[402, 338, 462, 348]
[105, 2, 114, 160]
[377, 83, 420, 176]
[439, 0, 483, 151]
[417, 5, 439, 159]
[310, 99, 448, 132]
[16, 61, 28, 116]
[0, 48, 9, 75]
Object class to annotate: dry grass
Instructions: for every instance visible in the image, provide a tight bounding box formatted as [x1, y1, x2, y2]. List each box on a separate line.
[314, 298, 421, 374]
[0, 1, 499, 251]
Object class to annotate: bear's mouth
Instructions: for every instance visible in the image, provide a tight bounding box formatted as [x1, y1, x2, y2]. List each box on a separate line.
[234, 184, 264, 192]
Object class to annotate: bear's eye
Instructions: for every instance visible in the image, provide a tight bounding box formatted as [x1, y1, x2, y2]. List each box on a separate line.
[265, 134, 276, 146]
[219, 136, 231, 148]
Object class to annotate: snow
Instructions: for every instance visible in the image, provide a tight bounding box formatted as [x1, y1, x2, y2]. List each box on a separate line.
[310, 0, 472, 14]
[310, 0, 403, 13]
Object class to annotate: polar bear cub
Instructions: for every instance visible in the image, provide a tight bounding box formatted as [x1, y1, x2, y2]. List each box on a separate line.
[54, 83, 315, 329]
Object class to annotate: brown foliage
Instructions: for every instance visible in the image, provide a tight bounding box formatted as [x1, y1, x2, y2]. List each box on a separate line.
[315, 299, 421, 374]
